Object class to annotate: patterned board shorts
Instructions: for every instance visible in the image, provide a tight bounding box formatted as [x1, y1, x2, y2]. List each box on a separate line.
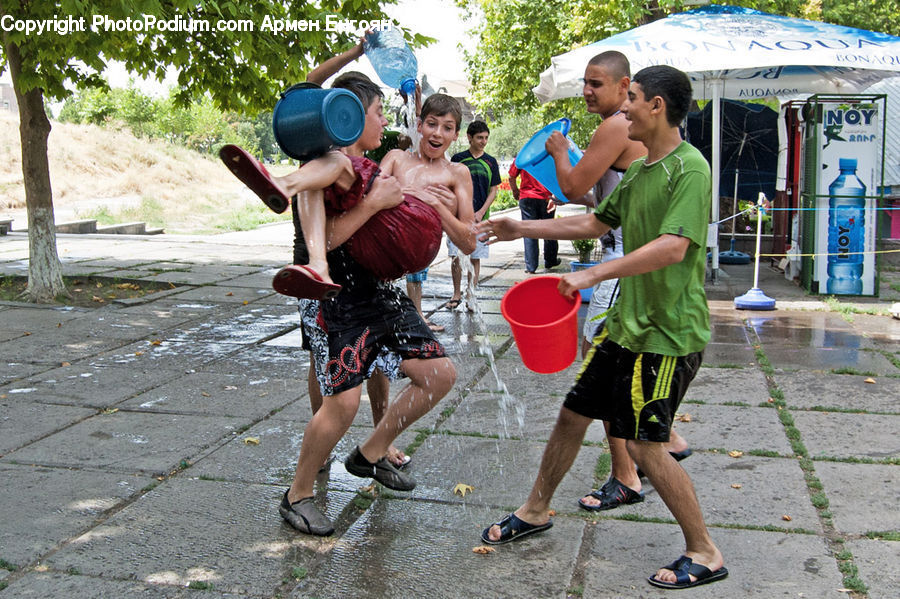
[298, 292, 445, 396]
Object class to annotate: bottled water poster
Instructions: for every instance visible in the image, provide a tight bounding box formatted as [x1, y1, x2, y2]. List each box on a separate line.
[814, 101, 880, 296]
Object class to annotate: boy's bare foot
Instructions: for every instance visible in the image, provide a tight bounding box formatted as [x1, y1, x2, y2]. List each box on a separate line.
[425, 319, 445, 333]
[386, 446, 411, 469]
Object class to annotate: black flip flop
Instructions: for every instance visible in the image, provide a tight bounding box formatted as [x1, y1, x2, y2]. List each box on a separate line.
[578, 476, 644, 512]
[647, 555, 728, 589]
[481, 513, 553, 545]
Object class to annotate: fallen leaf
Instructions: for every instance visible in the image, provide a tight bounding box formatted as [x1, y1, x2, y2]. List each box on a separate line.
[135, 351, 144, 356]
[675, 413, 692, 422]
[201, 391, 211, 397]
[548, 510, 556, 517]
[157, 476, 164, 481]
[453, 483, 475, 497]
[57, 323, 62, 327]
[92, 295, 105, 303]
[224, 385, 238, 391]
[150, 340, 162, 346]
[102, 408, 118, 415]
[361, 484, 376, 494]
[73, 288, 82, 292]
[61, 362, 71, 367]
[116, 283, 141, 290]
[242, 300, 249, 305]
[767, 397, 776, 403]
[782, 514, 792, 521]
[24, 331, 31, 336]
[225, 292, 234, 296]
[106, 294, 117, 299]
[864, 377, 876, 384]
[472, 546, 495, 554]
[243, 437, 260, 445]
[731, 483, 742, 489]
[728, 450, 743, 458]
[34, 565, 49, 572]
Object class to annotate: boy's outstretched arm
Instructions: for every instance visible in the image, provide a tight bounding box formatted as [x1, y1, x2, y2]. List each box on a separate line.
[558, 233, 689, 297]
[477, 212, 608, 245]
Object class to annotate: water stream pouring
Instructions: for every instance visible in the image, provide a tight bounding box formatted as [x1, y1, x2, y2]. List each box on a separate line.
[735, 193, 776, 310]
[457, 253, 525, 435]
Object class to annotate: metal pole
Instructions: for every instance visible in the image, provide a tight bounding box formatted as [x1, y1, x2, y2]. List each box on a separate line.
[710, 80, 721, 282]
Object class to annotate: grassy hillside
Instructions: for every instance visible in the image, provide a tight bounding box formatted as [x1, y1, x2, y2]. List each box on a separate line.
[0, 114, 291, 234]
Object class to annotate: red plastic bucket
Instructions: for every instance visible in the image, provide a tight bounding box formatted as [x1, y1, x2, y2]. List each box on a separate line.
[501, 275, 580, 374]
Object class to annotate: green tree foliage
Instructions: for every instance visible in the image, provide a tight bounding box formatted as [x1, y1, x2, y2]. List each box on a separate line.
[481, 111, 541, 160]
[59, 85, 279, 157]
[0, 0, 400, 301]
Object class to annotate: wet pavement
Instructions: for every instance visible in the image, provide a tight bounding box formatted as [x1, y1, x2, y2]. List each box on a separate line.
[1, 211, 899, 598]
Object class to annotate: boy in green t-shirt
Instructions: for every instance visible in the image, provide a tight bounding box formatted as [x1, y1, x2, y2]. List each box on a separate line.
[476, 65, 726, 590]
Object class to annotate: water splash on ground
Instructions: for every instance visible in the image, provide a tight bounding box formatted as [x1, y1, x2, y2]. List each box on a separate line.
[455, 252, 525, 437]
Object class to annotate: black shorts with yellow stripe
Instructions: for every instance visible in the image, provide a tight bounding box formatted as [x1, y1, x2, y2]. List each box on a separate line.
[562, 330, 702, 442]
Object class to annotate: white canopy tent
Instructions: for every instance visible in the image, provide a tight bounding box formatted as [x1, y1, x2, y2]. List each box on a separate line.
[532, 4, 900, 276]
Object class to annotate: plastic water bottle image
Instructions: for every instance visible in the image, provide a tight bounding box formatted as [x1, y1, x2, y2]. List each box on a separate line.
[364, 28, 418, 96]
[826, 158, 866, 295]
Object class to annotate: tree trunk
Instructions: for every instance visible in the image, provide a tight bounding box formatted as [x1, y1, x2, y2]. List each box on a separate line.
[3, 37, 66, 302]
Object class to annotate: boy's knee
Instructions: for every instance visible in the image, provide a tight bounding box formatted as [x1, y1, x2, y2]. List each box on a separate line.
[626, 439, 663, 461]
[325, 391, 361, 425]
[442, 359, 458, 389]
[427, 358, 457, 395]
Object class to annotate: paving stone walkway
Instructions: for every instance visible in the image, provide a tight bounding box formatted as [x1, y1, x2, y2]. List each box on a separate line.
[1, 217, 898, 598]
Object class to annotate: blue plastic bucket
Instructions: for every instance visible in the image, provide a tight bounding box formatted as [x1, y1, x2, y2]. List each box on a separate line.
[272, 83, 365, 160]
[515, 119, 583, 203]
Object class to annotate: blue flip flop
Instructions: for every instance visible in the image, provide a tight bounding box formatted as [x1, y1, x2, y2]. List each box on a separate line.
[647, 555, 728, 589]
[481, 513, 553, 545]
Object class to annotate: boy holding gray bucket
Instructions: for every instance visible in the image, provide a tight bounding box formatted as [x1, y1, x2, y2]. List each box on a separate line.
[477, 66, 726, 590]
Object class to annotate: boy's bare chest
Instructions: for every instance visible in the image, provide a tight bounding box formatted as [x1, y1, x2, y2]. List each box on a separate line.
[399, 159, 456, 188]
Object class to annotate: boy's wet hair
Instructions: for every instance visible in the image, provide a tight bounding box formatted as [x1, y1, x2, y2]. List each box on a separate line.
[587, 51, 630, 80]
[632, 65, 693, 126]
[332, 71, 383, 109]
[420, 93, 462, 131]
[467, 120, 489, 137]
